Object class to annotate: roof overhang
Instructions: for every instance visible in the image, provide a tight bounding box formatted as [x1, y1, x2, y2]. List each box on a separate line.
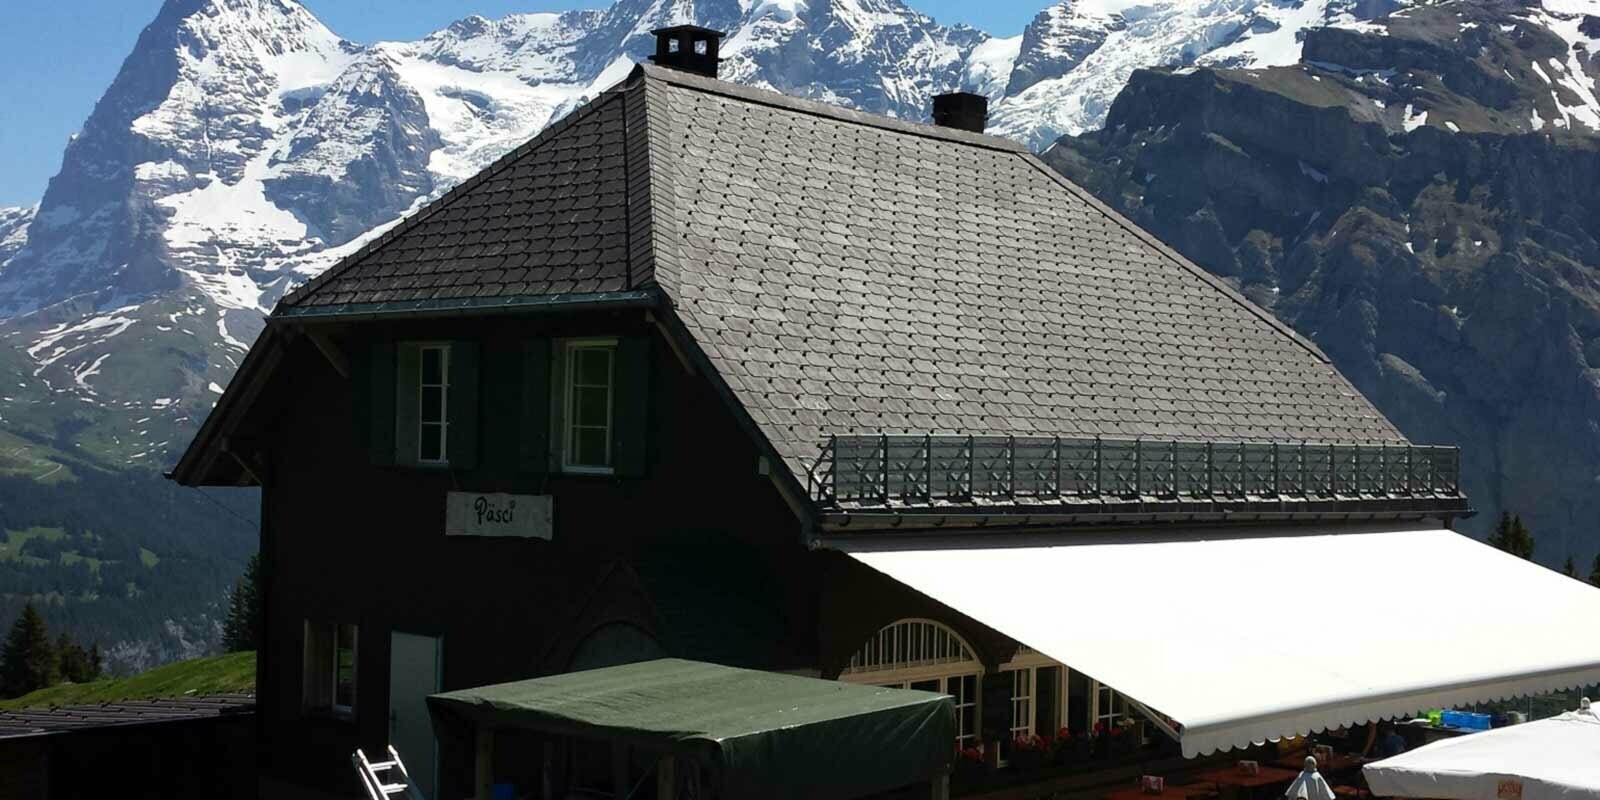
[830, 523, 1600, 757]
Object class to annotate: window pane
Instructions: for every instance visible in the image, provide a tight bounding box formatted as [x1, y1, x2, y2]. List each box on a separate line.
[577, 347, 612, 386]
[575, 427, 608, 467]
[334, 624, 356, 710]
[422, 347, 443, 385]
[420, 424, 443, 461]
[421, 386, 445, 424]
[575, 386, 608, 426]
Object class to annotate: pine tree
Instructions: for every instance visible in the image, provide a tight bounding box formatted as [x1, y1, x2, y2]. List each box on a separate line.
[88, 642, 103, 679]
[1563, 556, 1577, 578]
[0, 604, 59, 698]
[54, 634, 100, 684]
[223, 554, 261, 653]
[1487, 512, 1536, 560]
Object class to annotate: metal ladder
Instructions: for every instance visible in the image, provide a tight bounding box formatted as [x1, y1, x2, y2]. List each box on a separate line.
[353, 746, 426, 800]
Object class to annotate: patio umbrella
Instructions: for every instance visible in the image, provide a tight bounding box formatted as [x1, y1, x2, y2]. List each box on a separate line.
[1363, 699, 1600, 800]
[1285, 756, 1337, 800]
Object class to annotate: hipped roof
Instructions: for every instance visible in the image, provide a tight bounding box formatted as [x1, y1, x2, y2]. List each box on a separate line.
[180, 64, 1405, 488]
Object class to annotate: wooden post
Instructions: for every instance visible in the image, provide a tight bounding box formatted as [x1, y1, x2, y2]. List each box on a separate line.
[475, 727, 494, 800]
[657, 755, 677, 800]
[613, 743, 629, 800]
[931, 769, 950, 800]
[542, 739, 554, 800]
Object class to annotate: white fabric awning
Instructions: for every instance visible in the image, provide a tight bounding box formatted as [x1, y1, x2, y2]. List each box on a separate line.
[1363, 707, 1600, 800]
[836, 523, 1600, 757]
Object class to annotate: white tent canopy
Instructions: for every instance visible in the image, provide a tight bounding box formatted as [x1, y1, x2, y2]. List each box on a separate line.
[836, 523, 1600, 757]
[1363, 705, 1600, 800]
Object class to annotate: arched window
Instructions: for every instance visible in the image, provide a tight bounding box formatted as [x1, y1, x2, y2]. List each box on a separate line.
[839, 619, 983, 747]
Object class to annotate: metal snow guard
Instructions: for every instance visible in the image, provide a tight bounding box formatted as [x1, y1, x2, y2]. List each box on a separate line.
[809, 435, 1465, 511]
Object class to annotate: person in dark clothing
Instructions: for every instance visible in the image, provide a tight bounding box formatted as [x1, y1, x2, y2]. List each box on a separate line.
[1379, 723, 1407, 757]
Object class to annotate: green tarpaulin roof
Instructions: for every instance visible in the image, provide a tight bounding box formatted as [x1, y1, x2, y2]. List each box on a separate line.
[427, 658, 954, 800]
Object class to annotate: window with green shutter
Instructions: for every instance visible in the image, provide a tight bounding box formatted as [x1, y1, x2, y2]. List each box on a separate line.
[391, 340, 479, 469]
[550, 335, 649, 476]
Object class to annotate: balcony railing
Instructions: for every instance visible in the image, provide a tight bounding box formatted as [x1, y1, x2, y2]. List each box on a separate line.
[808, 434, 1464, 510]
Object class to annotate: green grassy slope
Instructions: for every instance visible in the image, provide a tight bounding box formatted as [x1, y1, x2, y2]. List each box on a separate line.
[0, 651, 255, 710]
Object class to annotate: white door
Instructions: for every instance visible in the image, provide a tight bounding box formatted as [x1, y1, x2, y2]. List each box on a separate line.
[390, 632, 442, 799]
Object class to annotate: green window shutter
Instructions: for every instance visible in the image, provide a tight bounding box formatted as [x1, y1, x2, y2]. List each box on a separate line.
[520, 340, 552, 473]
[367, 342, 397, 466]
[447, 340, 480, 470]
[612, 336, 651, 477]
[395, 344, 421, 466]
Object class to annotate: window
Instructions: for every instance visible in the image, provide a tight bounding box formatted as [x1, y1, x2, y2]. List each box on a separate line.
[418, 345, 449, 464]
[1000, 649, 1067, 752]
[559, 339, 616, 473]
[1009, 667, 1034, 740]
[304, 621, 358, 716]
[839, 619, 983, 748]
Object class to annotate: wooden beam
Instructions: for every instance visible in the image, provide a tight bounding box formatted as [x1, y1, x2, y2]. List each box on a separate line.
[221, 437, 270, 487]
[307, 330, 351, 379]
[646, 311, 696, 376]
[657, 755, 676, 800]
[475, 727, 494, 800]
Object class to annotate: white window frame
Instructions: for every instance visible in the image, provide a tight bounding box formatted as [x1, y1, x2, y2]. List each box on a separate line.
[303, 620, 358, 718]
[332, 622, 358, 716]
[839, 619, 984, 749]
[1092, 679, 1154, 743]
[998, 649, 1070, 767]
[417, 344, 450, 465]
[1009, 666, 1034, 740]
[557, 338, 617, 475]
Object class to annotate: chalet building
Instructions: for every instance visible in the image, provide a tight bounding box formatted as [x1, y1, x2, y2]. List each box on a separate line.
[174, 26, 1600, 800]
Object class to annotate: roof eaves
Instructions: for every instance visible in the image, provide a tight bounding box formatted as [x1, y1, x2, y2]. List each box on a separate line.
[635, 63, 1027, 155]
[168, 325, 288, 486]
[273, 289, 661, 322]
[276, 77, 642, 312]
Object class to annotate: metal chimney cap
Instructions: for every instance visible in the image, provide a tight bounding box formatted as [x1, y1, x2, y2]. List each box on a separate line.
[649, 26, 727, 79]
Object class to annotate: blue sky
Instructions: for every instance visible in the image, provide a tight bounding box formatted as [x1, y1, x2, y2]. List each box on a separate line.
[0, 0, 1041, 208]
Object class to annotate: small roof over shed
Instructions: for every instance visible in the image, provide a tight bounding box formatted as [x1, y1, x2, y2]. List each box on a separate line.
[427, 658, 954, 800]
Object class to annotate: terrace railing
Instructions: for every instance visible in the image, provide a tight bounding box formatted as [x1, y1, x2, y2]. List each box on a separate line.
[808, 434, 1463, 510]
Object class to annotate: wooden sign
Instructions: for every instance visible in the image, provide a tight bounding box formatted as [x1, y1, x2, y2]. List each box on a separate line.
[445, 492, 552, 539]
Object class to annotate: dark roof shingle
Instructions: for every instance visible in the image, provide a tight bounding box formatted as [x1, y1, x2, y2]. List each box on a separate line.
[274, 63, 1404, 491]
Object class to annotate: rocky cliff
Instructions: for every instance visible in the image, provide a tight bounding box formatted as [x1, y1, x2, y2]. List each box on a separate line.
[1049, 0, 1600, 562]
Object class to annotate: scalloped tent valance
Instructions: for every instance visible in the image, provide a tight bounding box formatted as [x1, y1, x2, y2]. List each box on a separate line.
[835, 523, 1600, 758]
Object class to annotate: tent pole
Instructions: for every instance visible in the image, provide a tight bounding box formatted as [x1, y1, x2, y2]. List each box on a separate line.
[657, 755, 676, 800]
[475, 727, 494, 800]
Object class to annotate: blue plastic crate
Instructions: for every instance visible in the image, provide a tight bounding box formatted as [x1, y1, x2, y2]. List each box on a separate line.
[1441, 710, 1491, 730]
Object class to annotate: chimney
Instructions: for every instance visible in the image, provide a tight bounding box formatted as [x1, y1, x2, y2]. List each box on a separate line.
[932, 92, 988, 134]
[650, 26, 725, 78]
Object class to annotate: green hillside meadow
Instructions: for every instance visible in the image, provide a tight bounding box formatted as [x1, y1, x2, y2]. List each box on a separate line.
[0, 651, 255, 710]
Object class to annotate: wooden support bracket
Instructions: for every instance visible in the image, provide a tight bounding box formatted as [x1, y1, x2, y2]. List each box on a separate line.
[307, 330, 351, 379]
[646, 311, 696, 376]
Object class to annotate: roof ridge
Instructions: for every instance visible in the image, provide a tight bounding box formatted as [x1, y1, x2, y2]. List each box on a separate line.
[276, 80, 638, 311]
[1015, 151, 1337, 367]
[635, 63, 1027, 155]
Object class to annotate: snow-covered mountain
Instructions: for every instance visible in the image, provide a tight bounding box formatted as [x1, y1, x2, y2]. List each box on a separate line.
[1, 0, 1596, 478]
